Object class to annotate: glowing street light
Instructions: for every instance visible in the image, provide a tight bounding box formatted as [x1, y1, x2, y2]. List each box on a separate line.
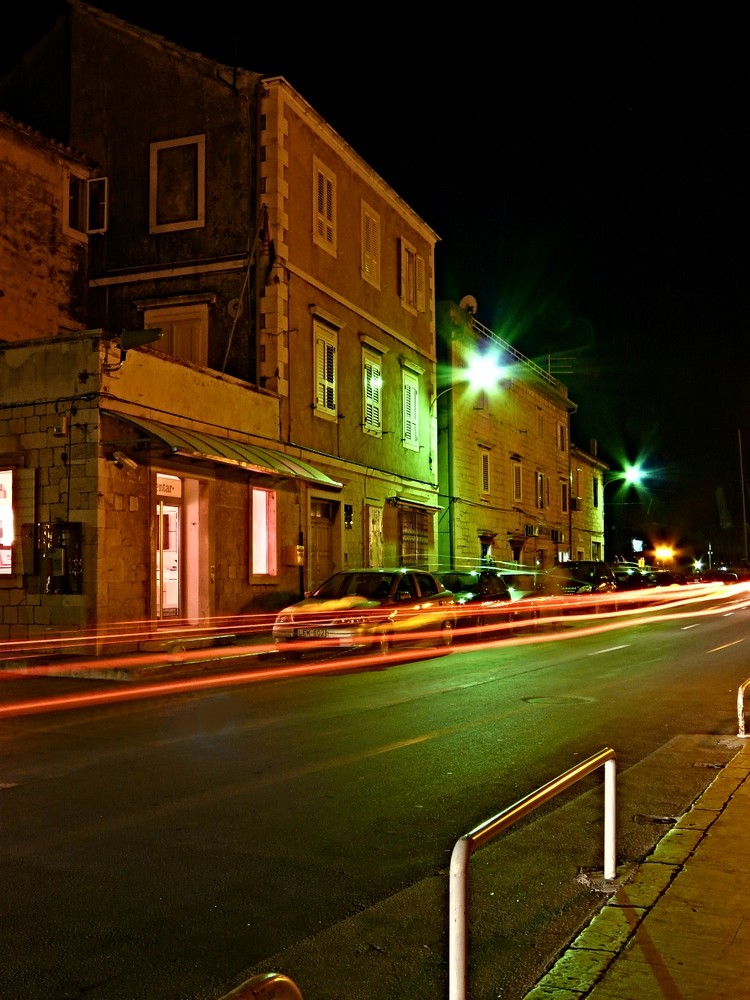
[432, 350, 509, 409]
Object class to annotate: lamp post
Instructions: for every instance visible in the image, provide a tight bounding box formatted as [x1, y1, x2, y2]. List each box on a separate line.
[603, 465, 646, 561]
[434, 351, 509, 569]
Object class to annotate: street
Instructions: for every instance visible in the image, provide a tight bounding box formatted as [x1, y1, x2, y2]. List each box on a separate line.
[1, 587, 749, 1000]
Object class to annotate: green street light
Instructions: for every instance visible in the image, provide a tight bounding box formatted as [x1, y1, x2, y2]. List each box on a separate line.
[433, 351, 509, 409]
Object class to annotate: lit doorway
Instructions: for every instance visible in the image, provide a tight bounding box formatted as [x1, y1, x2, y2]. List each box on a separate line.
[156, 475, 182, 619]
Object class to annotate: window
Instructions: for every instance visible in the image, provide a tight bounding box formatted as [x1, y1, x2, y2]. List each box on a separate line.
[402, 371, 419, 451]
[536, 471, 545, 509]
[512, 459, 522, 502]
[593, 476, 601, 508]
[561, 481, 569, 512]
[480, 449, 491, 496]
[250, 487, 277, 578]
[143, 302, 209, 367]
[0, 469, 13, 576]
[558, 422, 568, 452]
[537, 410, 544, 438]
[66, 171, 108, 237]
[314, 322, 337, 418]
[399, 509, 429, 567]
[361, 202, 380, 287]
[149, 135, 206, 234]
[313, 157, 336, 255]
[399, 238, 426, 313]
[362, 350, 382, 435]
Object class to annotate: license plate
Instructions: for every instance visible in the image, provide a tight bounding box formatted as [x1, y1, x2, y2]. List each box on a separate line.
[296, 627, 328, 638]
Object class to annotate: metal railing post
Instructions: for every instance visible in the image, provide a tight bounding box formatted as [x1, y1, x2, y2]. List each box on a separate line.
[448, 747, 617, 1000]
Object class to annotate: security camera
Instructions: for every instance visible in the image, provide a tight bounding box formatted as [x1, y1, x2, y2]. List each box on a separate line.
[113, 451, 138, 470]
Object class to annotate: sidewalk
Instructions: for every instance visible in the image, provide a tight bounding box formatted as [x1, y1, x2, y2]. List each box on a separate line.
[523, 739, 750, 1000]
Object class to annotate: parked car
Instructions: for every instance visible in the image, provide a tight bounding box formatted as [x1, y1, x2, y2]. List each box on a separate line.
[436, 570, 513, 638]
[696, 568, 740, 585]
[272, 568, 457, 657]
[538, 560, 617, 596]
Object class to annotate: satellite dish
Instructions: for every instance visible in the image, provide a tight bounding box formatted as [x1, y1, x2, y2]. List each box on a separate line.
[459, 294, 478, 316]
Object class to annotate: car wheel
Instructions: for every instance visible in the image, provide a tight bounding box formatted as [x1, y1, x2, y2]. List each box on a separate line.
[440, 618, 454, 648]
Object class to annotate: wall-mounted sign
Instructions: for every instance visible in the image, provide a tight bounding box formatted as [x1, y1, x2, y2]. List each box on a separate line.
[156, 474, 182, 499]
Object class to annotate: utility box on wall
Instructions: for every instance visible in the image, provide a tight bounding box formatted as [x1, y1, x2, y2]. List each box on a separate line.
[282, 544, 305, 567]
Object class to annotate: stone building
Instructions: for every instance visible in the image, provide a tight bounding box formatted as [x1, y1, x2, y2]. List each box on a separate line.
[0, 2, 440, 646]
[435, 299, 605, 573]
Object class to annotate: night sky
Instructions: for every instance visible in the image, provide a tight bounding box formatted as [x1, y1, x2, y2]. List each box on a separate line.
[4, 5, 750, 548]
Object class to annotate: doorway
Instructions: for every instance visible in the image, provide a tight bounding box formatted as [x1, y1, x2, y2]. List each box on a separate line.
[156, 483, 181, 619]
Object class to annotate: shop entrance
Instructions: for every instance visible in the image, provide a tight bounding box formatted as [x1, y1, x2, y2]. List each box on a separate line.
[156, 475, 182, 619]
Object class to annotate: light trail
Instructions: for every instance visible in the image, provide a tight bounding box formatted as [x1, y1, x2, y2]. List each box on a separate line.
[1, 586, 747, 719]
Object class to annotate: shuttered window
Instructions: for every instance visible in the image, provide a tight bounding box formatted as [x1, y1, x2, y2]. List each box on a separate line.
[314, 323, 337, 417]
[314, 157, 336, 255]
[402, 372, 419, 450]
[363, 352, 382, 433]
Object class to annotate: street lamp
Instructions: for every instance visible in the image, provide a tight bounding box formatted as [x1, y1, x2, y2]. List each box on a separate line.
[434, 350, 510, 569]
[603, 464, 647, 562]
[432, 351, 509, 409]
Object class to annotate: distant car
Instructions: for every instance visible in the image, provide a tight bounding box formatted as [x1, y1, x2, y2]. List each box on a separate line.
[272, 568, 457, 657]
[538, 560, 617, 596]
[436, 570, 513, 638]
[696, 568, 740, 585]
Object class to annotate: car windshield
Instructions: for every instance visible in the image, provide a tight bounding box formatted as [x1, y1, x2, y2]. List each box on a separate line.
[312, 572, 394, 600]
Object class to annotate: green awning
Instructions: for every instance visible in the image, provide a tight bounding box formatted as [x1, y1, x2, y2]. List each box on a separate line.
[104, 412, 342, 489]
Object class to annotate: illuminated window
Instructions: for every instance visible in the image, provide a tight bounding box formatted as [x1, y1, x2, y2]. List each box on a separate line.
[361, 202, 380, 287]
[0, 469, 13, 576]
[250, 487, 277, 578]
[399, 238, 426, 313]
[362, 350, 382, 435]
[402, 371, 419, 451]
[313, 157, 337, 255]
[480, 449, 491, 496]
[314, 322, 337, 419]
[149, 134, 206, 234]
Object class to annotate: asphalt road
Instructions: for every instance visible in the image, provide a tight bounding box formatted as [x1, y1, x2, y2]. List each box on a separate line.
[1, 586, 748, 1000]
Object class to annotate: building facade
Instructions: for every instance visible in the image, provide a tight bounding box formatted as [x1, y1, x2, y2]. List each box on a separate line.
[0, 3, 440, 646]
[435, 300, 605, 573]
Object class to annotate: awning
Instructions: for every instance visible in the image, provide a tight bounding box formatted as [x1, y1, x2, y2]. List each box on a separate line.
[103, 411, 343, 489]
[386, 495, 442, 513]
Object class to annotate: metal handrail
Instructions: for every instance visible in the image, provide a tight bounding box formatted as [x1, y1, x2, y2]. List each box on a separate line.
[737, 678, 750, 737]
[448, 747, 617, 1000]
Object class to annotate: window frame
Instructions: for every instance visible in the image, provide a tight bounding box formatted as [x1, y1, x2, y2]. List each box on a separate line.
[149, 134, 206, 234]
[250, 485, 278, 580]
[361, 201, 381, 288]
[0, 469, 13, 577]
[362, 349, 382, 436]
[314, 321, 338, 420]
[480, 448, 491, 496]
[402, 370, 419, 451]
[143, 302, 209, 368]
[313, 156, 337, 256]
[65, 170, 108, 237]
[512, 459, 523, 502]
[399, 237, 426, 313]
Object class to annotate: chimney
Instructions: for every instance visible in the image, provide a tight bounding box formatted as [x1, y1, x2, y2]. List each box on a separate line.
[590, 438, 598, 457]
